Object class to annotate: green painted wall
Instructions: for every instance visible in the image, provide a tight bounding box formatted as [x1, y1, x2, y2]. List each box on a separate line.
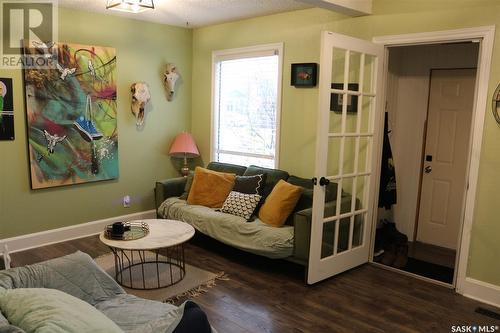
[192, 2, 500, 286]
[0, 8, 192, 238]
[192, 9, 344, 177]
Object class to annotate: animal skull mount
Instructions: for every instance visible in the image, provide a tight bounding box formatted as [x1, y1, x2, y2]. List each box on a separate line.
[131, 82, 151, 127]
[164, 63, 179, 101]
[43, 130, 66, 154]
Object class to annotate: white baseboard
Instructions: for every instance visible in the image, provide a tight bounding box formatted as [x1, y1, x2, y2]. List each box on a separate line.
[0, 210, 156, 254]
[461, 277, 500, 308]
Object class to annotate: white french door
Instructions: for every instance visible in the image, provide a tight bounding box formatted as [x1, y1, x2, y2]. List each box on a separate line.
[307, 32, 384, 284]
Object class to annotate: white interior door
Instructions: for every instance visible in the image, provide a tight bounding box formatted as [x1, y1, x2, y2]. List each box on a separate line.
[416, 68, 476, 250]
[307, 32, 384, 284]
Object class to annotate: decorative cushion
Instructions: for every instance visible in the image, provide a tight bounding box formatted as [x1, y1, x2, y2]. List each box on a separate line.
[221, 191, 262, 220]
[258, 180, 303, 227]
[0, 288, 123, 333]
[243, 165, 289, 199]
[283, 175, 340, 225]
[187, 167, 236, 208]
[233, 174, 266, 195]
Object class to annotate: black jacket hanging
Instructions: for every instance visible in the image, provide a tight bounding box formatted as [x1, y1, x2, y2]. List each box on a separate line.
[378, 112, 397, 209]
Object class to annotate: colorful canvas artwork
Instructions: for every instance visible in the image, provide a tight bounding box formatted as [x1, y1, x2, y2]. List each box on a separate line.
[23, 42, 118, 189]
[0, 78, 14, 141]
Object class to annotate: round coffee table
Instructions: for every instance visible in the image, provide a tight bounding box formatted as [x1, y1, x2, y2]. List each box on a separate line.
[99, 219, 195, 290]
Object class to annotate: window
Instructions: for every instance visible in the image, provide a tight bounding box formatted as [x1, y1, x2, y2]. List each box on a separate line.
[212, 44, 283, 168]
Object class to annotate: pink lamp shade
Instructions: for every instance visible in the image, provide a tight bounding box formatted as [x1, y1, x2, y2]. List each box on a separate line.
[169, 132, 200, 158]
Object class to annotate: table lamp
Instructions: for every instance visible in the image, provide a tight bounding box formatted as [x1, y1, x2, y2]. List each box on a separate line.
[169, 132, 200, 176]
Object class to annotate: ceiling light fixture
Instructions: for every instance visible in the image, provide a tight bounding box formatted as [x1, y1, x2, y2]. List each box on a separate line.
[106, 0, 154, 13]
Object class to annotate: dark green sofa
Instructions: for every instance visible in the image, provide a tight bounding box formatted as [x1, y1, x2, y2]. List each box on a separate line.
[155, 162, 357, 267]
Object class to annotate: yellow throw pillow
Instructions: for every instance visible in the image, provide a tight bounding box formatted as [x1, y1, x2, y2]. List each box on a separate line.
[187, 167, 236, 208]
[259, 179, 303, 227]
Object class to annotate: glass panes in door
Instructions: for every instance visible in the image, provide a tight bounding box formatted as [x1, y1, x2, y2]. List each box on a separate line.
[308, 32, 383, 284]
[320, 45, 377, 260]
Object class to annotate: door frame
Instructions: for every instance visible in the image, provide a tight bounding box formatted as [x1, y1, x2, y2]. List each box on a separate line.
[370, 26, 495, 293]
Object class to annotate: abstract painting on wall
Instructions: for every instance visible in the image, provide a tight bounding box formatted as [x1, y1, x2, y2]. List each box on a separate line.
[0, 78, 14, 141]
[23, 42, 118, 189]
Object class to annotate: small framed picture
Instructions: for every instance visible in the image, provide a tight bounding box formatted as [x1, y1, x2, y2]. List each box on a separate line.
[291, 63, 318, 87]
[0, 77, 14, 140]
[330, 83, 359, 113]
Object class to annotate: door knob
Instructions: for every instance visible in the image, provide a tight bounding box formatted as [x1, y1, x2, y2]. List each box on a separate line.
[319, 177, 330, 186]
[424, 166, 432, 173]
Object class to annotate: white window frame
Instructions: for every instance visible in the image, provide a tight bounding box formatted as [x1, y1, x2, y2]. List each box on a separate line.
[210, 43, 283, 168]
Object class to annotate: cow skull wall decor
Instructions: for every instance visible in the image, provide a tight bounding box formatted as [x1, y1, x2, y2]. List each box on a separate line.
[43, 130, 66, 154]
[131, 82, 151, 126]
[164, 63, 179, 101]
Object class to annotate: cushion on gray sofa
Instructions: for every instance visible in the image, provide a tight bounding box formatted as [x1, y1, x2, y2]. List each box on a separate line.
[233, 174, 267, 195]
[0, 252, 124, 306]
[287, 176, 315, 214]
[180, 163, 250, 200]
[283, 175, 338, 226]
[0, 288, 123, 333]
[244, 165, 289, 199]
[95, 293, 185, 333]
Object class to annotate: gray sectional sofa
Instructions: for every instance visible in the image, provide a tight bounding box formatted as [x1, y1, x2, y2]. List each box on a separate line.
[155, 162, 356, 267]
[0, 251, 201, 333]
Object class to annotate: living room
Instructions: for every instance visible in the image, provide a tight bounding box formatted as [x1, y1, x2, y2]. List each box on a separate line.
[1, 0, 500, 332]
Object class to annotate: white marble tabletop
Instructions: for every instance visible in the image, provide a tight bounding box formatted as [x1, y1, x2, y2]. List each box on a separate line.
[99, 219, 195, 251]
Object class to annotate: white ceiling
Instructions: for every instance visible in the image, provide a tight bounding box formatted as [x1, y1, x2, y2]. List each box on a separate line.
[58, 0, 312, 28]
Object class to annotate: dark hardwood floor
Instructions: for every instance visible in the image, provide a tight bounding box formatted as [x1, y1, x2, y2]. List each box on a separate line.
[408, 241, 457, 269]
[11, 233, 500, 333]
